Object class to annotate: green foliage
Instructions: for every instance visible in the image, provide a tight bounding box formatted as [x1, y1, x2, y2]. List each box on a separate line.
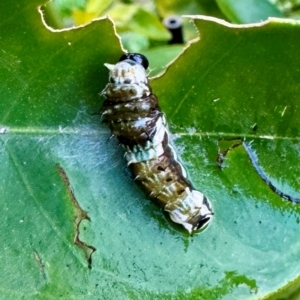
[215, 0, 283, 23]
[1, 0, 300, 299]
[41, 0, 300, 75]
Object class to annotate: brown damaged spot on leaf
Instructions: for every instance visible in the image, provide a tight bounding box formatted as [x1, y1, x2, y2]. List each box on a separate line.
[217, 137, 243, 168]
[33, 249, 47, 281]
[56, 164, 96, 269]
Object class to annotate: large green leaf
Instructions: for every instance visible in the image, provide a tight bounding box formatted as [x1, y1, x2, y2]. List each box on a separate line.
[1, 1, 300, 299]
[215, 0, 283, 23]
[151, 16, 300, 298]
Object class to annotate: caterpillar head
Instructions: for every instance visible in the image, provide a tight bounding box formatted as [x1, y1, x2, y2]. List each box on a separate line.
[105, 53, 149, 86]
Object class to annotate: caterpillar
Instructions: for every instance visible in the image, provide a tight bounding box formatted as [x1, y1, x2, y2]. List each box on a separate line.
[100, 53, 213, 234]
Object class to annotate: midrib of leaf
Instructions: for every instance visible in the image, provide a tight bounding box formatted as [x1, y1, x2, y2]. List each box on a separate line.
[177, 131, 300, 141]
[0, 127, 106, 135]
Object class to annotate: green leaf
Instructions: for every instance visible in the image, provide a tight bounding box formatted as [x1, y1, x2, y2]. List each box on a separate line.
[143, 45, 184, 76]
[1, 1, 300, 299]
[126, 6, 171, 41]
[43, 0, 88, 28]
[119, 31, 150, 53]
[151, 15, 300, 298]
[215, 0, 283, 23]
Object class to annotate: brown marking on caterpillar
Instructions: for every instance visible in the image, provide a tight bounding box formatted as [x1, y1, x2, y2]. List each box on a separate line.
[100, 53, 213, 234]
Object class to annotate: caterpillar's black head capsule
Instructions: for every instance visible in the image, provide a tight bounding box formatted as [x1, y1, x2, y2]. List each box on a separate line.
[119, 53, 149, 70]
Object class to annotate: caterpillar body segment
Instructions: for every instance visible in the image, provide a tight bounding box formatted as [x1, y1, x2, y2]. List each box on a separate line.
[101, 53, 213, 234]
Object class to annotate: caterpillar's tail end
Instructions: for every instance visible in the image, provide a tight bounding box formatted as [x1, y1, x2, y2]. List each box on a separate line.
[183, 213, 213, 235]
[188, 195, 213, 235]
[190, 213, 213, 234]
[168, 192, 213, 235]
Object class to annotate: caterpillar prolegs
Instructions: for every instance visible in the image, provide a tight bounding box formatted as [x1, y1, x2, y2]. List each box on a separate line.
[100, 53, 213, 234]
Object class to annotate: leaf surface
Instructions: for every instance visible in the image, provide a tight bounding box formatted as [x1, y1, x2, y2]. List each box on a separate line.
[215, 0, 283, 23]
[1, 2, 300, 299]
